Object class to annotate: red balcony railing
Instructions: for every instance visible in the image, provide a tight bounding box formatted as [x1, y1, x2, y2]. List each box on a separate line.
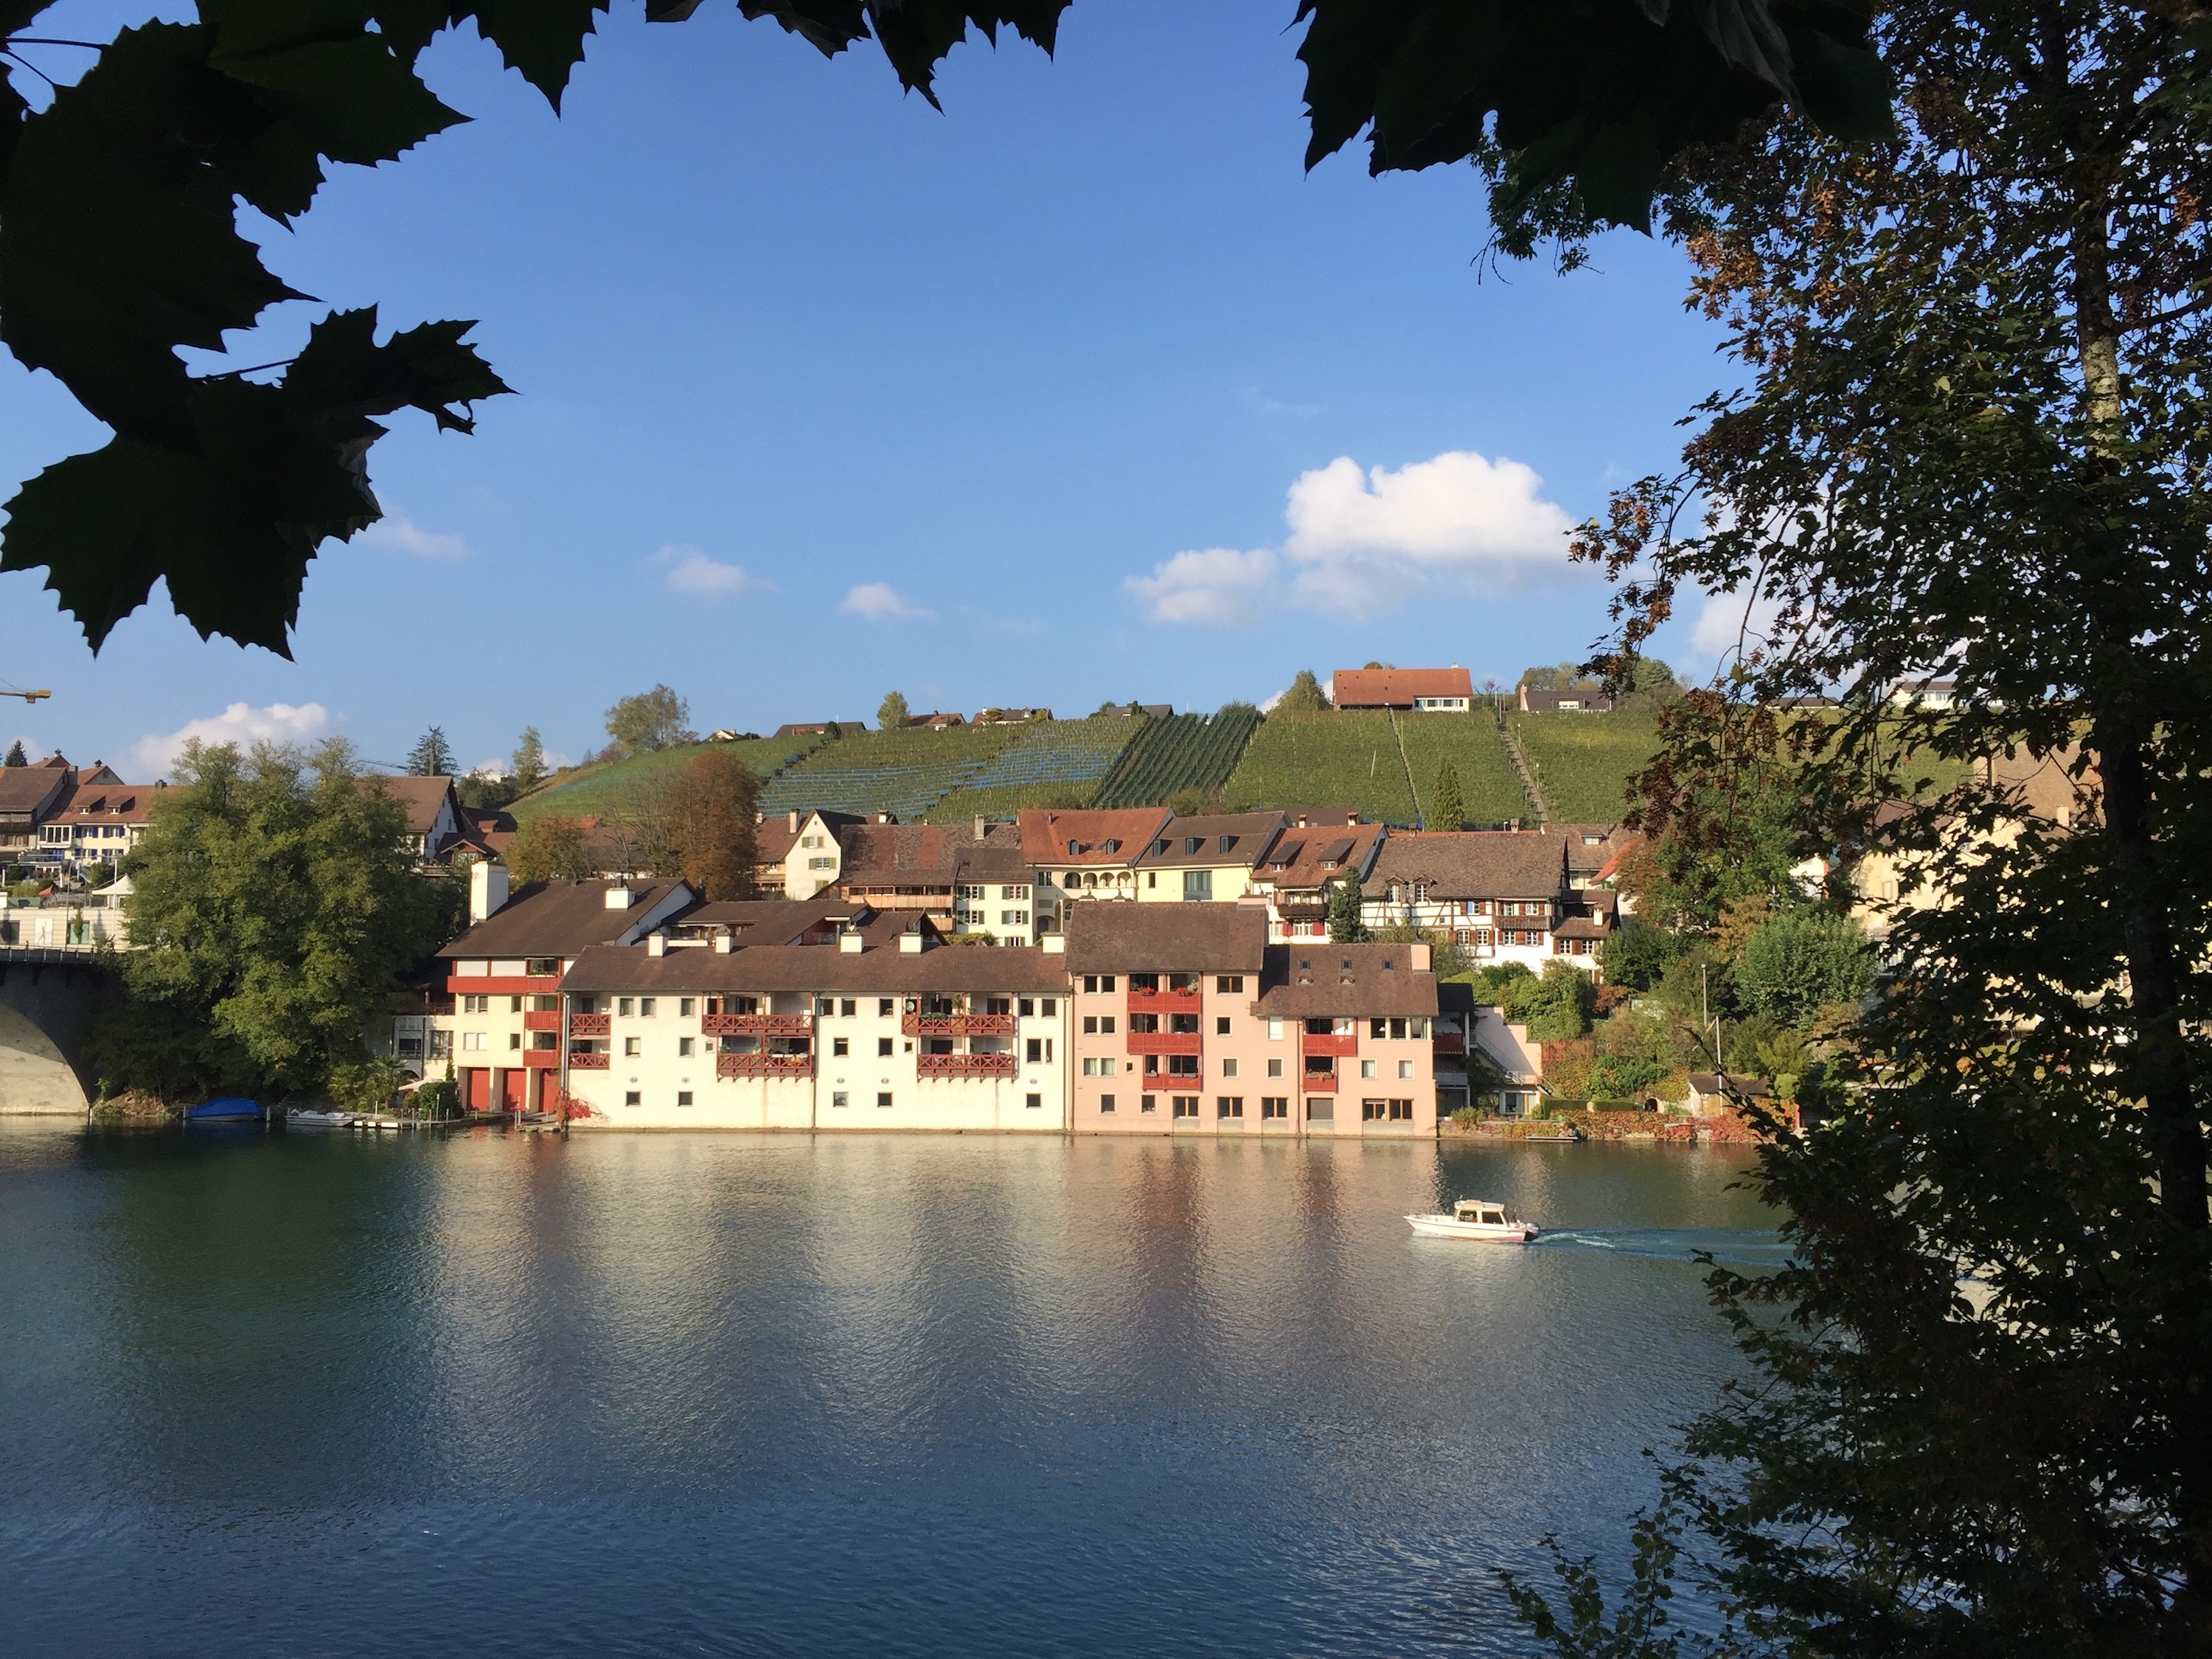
[568, 1012, 609, 1037]
[1302, 1032, 1359, 1059]
[523, 1009, 563, 1032]
[521, 1048, 560, 1068]
[1127, 986, 1200, 1014]
[902, 1012, 1017, 1039]
[1124, 1030, 1202, 1057]
[1431, 1033, 1467, 1059]
[567, 1051, 610, 1070]
[703, 1012, 812, 1037]
[917, 1051, 1018, 1078]
[718, 1051, 813, 1078]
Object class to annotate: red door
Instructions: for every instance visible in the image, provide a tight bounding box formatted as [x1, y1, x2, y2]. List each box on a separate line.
[499, 1069, 526, 1113]
[464, 1068, 489, 1112]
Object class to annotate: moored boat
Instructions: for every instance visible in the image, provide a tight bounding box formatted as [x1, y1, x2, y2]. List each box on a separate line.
[285, 1107, 355, 1129]
[184, 1097, 261, 1124]
[1405, 1198, 1540, 1243]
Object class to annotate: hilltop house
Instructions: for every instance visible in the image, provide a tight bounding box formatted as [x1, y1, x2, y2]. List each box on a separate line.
[1331, 668, 1474, 711]
[1517, 681, 1615, 713]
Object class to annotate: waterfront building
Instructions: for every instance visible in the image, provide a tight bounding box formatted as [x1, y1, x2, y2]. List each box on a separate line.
[834, 817, 1043, 945]
[555, 919, 1071, 1130]
[1063, 902, 1440, 1138]
[1359, 830, 1612, 973]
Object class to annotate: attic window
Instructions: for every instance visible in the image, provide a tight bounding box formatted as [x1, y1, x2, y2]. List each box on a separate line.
[1217, 835, 1234, 853]
[1183, 837, 1202, 855]
[1382, 959, 1394, 970]
[1152, 839, 1169, 855]
[1298, 959, 1311, 970]
[1341, 959, 1352, 970]
[1102, 839, 1121, 854]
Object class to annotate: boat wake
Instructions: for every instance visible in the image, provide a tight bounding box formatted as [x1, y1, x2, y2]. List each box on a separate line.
[1530, 1228, 1789, 1269]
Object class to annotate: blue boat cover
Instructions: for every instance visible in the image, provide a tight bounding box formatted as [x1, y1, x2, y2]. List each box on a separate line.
[186, 1098, 260, 1121]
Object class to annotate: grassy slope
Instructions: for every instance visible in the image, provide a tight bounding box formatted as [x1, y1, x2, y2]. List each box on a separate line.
[925, 717, 1141, 822]
[512, 734, 823, 822]
[1395, 714, 1536, 827]
[757, 722, 1034, 820]
[1221, 713, 1419, 823]
[1507, 711, 1660, 823]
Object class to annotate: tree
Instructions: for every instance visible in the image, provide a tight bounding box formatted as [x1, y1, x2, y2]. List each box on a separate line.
[1276, 670, 1329, 715]
[1531, 0, 2212, 1646]
[877, 690, 911, 731]
[2, 742, 23, 767]
[405, 726, 453, 776]
[604, 686, 693, 756]
[664, 749, 759, 901]
[92, 739, 454, 1098]
[1326, 874, 1368, 943]
[510, 727, 547, 793]
[1428, 756, 1465, 831]
[1735, 906, 1872, 1032]
[1598, 917, 1678, 992]
[504, 816, 591, 886]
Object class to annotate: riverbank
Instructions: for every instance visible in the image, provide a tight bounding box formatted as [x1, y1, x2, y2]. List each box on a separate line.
[1443, 1109, 1774, 1144]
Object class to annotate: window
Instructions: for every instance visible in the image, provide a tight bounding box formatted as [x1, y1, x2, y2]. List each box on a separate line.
[1222, 1058, 1239, 1078]
[1129, 973, 1158, 992]
[1391, 1017, 1407, 1040]
[1172, 1096, 1200, 1119]
[879, 998, 895, 1018]
[1167, 1054, 1198, 1077]
[1026, 1038, 1043, 1063]
[679, 998, 697, 1017]
[1168, 973, 1198, 993]
[1266, 1057, 1284, 1078]
[1216, 975, 1244, 992]
[833, 1037, 849, 1057]
[1307, 1096, 1334, 1121]
[1026, 1093, 1041, 1110]
[1001, 910, 1028, 926]
[1100, 1015, 1116, 1034]
[508, 1032, 522, 1051]
[1018, 998, 1034, 1018]
[619, 998, 634, 1017]
[462, 1032, 487, 1051]
[1081, 1057, 1105, 1077]
[877, 1037, 894, 1057]
[1390, 1098, 1413, 1121]
[1130, 1013, 1158, 1034]
[1002, 885, 1026, 900]
[639, 998, 656, 1017]
[679, 1037, 695, 1057]
[1267, 1018, 1283, 1040]
[676, 1091, 694, 1107]
[1169, 1013, 1199, 1034]
[877, 1092, 894, 1108]
[625, 1037, 641, 1057]
[624, 1091, 641, 1107]
[1360, 1060, 1377, 1079]
[1399, 1060, 1415, 1079]
[1216, 1016, 1231, 1035]
[816, 997, 835, 1016]
[1371, 1018, 1389, 1039]
[1040, 998, 1057, 1016]
[1140, 1094, 1157, 1113]
[509, 995, 524, 1014]
[1262, 1096, 1289, 1119]
[462, 994, 486, 1014]
[1362, 1099, 1415, 1121]
[832, 1091, 849, 1108]
[1217, 1096, 1243, 1119]
[841, 999, 857, 1017]
[808, 857, 835, 871]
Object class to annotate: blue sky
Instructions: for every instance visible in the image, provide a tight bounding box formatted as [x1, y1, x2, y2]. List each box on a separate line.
[0, 3, 1736, 779]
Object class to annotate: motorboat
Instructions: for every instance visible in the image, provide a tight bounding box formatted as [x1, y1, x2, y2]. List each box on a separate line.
[184, 1098, 261, 1124]
[285, 1107, 355, 1129]
[1405, 1198, 1540, 1243]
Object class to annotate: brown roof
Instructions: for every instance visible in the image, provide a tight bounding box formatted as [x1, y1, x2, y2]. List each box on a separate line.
[1554, 916, 1610, 939]
[1018, 807, 1172, 868]
[675, 895, 859, 945]
[1133, 812, 1285, 871]
[1063, 902, 1267, 974]
[1363, 830, 1567, 901]
[1254, 821, 1385, 894]
[560, 936, 1068, 997]
[438, 878, 692, 959]
[56, 782, 165, 824]
[755, 808, 866, 865]
[369, 776, 460, 838]
[1251, 943, 1440, 1018]
[839, 821, 1031, 886]
[1332, 667, 1473, 706]
[0, 768, 73, 821]
[1543, 821, 1628, 872]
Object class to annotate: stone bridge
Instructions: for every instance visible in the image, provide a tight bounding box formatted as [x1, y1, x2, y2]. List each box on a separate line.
[0, 949, 110, 1115]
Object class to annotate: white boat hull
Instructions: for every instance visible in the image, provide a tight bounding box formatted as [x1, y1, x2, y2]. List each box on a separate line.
[1405, 1214, 1540, 1243]
[286, 1110, 355, 1128]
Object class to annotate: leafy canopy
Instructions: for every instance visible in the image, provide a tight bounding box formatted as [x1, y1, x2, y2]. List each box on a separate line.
[604, 684, 693, 755]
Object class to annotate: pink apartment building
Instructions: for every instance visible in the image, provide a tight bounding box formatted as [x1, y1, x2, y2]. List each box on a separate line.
[1065, 903, 1439, 1136]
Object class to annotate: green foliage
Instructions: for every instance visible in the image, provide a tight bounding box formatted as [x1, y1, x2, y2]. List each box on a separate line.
[877, 689, 910, 730]
[1599, 917, 1680, 991]
[515, 734, 815, 822]
[1587, 1053, 1669, 1099]
[1090, 706, 1261, 808]
[1276, 669, 1329, 714]
[504, 815, 591, 885]
[763, 718, 1063, 822]
[1427, 755, 1464, 830]
[1503, 1488, 1689, 1659]
[2, 741, 23, 767]
[327, 1055, 408, 1115]
[406, 725, 453, 776]
[605, 684, 693, 754]
[665, 748, 759, 901]
[1736, 905, 1873, 1030]
[1507, 711, 1662, 824]
[411, 1074, 458, 1121]
[98, 738, 454, 1097]
[509, 726, 546, 793]
[1326, 873, 1368, 943]
[1520, 960, 1596, 1042]
[454, 771, 520, 811]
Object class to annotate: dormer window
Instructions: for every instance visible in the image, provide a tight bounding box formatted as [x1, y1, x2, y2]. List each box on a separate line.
[1217, 835, 1234, 853]
[1152, 839, 1169, 855]
[1183, 837, 1202, 855]
[1102, 839, 1121, 854]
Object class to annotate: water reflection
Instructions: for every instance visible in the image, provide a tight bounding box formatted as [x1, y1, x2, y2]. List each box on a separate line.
[0, 1124, 1767, 1658]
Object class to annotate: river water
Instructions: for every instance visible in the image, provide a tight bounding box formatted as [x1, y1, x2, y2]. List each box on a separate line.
[0, 1124, 1776, 1658]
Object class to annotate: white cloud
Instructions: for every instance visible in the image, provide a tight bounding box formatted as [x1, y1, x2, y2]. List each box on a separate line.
[656, 544, 766, 599]
[131, 701, 332, 778]
[1132, 450, 1577, 627]
[1125, 547, 1276, 627]
[840, 582, 932, 621]
[1691, 588, 1786, 663]
[361, 515, 468, 560]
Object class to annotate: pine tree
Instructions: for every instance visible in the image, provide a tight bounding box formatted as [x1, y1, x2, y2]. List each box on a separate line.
[405, 726, 453, 776]
[509, 726, 546, 793]
[2, 741, 24, 768]
[1430, 757, 1465, 831]
[1326, 874, 1368, 943]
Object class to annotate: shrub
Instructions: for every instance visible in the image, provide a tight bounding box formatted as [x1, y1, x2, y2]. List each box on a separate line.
[1739, 906, 1875, 1030]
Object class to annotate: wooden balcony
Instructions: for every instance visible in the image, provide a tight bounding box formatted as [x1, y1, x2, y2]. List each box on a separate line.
[917, 1051, 1018, 1078]
[902, 1013, 1017, 1039]
[1302, 1032, 1359, 1059]
[1125, 1030, 1201, 1057]
[718, 1051, 813, 1079]
[521, 1048, 560, 1068]
[568, 1012, 610, 1037]
[703, 1012, 812, 1037]
[567, 1051, 609, 1069]
[1127, 986, 1200, 1014]
[523, 1009, 563, 1032]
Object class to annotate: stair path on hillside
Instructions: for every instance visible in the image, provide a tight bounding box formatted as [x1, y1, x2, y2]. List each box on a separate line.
[1385, 709, 1424, 827]
[1497, 712, 1551, 824]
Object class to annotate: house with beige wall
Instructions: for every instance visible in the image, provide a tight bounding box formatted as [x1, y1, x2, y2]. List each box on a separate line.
[1130, 810, 1284, 904]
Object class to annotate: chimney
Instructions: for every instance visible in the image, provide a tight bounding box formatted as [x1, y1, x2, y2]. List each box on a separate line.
[1411, 942, 1432, 972]
[788, 810, 800, 832]
[647, 932, 666, 957]
[974, 815, 986, 839]
[898, 928, 924, 954]
[712, 930, 733, 954]
[469, 859, 509, 923]
[839, 929, 864, 954]
[604, 884, 634, 910]
[877, 811, 891, 824]
[1040, 933, 1065, 955]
